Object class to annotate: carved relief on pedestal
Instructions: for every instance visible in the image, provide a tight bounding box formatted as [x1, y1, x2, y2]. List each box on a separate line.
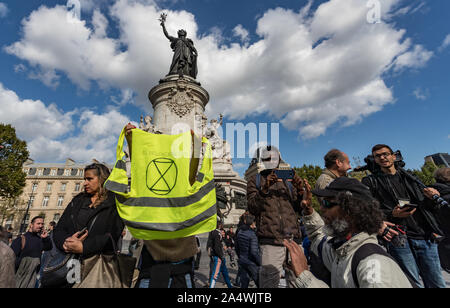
[167, 80, 196, 118]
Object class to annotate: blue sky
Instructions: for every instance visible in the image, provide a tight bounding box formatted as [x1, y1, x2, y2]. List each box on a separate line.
[0, 0, 449, 176]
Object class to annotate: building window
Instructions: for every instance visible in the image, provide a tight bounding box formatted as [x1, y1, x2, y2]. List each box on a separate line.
[31, 183, 38, 192]
[64, 169, 70, 176]
[28, 196, 35, 208]
[46, 183, 53, 192]
[75, 183, 81, 191]
[50, 169, 56, 176]
[61, 183, 67, 191]
[57, 196, 64, 207]
[42, 196, 49, 207]
[38, 169, 43, 176]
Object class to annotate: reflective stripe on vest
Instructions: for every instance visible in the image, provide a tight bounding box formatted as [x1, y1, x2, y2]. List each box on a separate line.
[104, 127, 217, 240]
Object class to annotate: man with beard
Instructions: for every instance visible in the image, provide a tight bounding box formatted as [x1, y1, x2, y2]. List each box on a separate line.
[284, 177, 412, 288]
[11, 216, 52, 288]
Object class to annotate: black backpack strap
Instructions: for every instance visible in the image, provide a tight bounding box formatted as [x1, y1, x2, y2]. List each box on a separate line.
[351, 243, 418, 288]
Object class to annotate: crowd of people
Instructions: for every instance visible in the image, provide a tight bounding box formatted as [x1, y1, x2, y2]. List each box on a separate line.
[0, 123, 449, 289]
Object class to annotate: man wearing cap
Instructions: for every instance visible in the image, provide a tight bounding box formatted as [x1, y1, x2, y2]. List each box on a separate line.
[284, 177, 413, 288]
[247, 145, 307, 288]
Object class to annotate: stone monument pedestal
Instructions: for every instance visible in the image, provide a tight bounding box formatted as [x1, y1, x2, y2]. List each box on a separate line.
[149, 75, 209, 135]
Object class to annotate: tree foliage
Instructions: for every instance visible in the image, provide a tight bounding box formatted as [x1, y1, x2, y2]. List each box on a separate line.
[410, 161, 442, 186]
[0, 124, 29, 199]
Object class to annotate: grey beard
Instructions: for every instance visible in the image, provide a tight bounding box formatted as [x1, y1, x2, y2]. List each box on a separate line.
[323, 219, 350, 239]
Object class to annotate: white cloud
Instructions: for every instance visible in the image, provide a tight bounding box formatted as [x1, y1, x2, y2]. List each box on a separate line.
[0, 82, 130, 163]
[438, 34, 450, 52]
[0, 2, 8, 18]
[413, 88, 428, 101]
[4, 0, 434, 139]
[233, 25, 250, 45]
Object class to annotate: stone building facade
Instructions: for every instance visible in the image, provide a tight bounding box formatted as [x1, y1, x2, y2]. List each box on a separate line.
[2, 158, 89, 233]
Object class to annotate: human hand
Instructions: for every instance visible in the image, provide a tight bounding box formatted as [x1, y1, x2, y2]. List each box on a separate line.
[378, 221, 399, 242]
[283, 239, 309, 277]
[423, 187, 440, 200]
[125, 123, 136, 136]
[40, 229, 49, 239]
[63, 232, 87, 254]
[300, 179, 314, 215]
[262, 171, 278, 192]
[392, 205, 416, 218]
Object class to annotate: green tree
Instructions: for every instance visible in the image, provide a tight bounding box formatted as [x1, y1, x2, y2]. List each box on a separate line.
[294, 164, 323, 211]
[0, 124, 29, 224]
[410, 161, 442, 186]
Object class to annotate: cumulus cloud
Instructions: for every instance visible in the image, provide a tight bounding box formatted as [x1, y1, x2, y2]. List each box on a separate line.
[0, 82, 130, 163]
[5, 0, 433, 139]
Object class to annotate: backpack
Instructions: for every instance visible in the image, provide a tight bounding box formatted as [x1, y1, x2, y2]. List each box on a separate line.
[351, 243, 419, 288]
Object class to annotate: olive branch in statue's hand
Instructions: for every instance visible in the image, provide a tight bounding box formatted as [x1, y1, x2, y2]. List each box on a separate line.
[159, 13, 167, 25]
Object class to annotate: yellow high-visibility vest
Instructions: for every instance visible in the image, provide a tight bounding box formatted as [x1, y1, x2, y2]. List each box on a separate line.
[104, 128, 217, 240]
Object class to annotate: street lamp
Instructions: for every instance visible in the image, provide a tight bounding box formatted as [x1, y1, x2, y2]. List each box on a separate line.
[20, 182, 36, 234]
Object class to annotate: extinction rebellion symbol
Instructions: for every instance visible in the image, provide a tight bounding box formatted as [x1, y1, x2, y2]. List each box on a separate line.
[146, 158, 178, 195]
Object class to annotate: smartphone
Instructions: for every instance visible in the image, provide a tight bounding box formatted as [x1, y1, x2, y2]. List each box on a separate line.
[77, 227, 88, 238]
[403, 204, 418, 212]
[274, 169, 295, 181]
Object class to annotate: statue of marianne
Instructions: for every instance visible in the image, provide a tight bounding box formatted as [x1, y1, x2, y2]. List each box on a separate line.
[159, 13, 198, 79]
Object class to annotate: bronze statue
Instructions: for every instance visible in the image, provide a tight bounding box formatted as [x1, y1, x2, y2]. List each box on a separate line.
[160, 13, 198, 79]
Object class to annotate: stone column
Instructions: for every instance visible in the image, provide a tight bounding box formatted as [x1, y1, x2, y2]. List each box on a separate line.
[148, 75, 209, 135]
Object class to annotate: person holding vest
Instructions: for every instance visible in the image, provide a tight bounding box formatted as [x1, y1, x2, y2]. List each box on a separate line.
[247, 145, 307, 288]
[285, 177, 413, 288]
[120, 123, 216, 288]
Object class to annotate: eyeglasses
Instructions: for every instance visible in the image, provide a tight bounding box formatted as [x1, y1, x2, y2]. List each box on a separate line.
[374, 152, 392, 159]
[321, 199, 339, 209]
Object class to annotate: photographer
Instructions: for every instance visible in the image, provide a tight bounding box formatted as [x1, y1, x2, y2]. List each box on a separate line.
[361, 144, 446, 288]
[247, 145, 306, 288]
[284, 177, 413, 288]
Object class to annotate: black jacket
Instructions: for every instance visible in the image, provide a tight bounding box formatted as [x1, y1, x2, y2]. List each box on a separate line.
[362, 169, 443, 239]
[429, 182, 450, 236]
[11, 232, 52, 269]
[53, 191, 124, 258]
[235, 225, 261, 266]
[207, 229, 224, 259]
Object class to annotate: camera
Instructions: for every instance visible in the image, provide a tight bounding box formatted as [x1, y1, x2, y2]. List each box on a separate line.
[274, 169, 295, 181]
[354, 150, 405, 174]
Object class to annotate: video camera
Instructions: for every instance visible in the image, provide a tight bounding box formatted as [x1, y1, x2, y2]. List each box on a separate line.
[355, 150, 449, 208]
[354, 150, 405, 174]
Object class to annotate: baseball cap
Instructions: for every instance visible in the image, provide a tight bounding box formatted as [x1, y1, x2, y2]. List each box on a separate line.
[312, 177, 373, 200]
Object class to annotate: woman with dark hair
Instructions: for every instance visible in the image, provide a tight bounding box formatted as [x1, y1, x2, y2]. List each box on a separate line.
[52, 163, 124, 286]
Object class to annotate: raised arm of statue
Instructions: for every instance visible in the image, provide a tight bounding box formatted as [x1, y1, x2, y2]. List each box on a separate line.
[159, 13, 174, 41]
